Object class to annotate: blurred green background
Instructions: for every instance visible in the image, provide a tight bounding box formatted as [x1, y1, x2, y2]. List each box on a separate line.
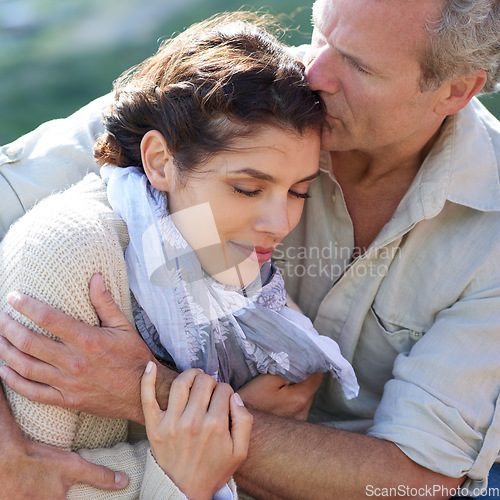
[1, 0, 499, 145]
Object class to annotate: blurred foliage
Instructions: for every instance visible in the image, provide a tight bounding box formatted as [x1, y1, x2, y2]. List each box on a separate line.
[0, 0, 498, 145]
[0, 1, 313, 144]
[479, 94, 500, 121]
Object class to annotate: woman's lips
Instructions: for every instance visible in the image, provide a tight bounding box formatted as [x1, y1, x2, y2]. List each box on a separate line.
[228, 241, 274, 263]
[254, 247, 274, 263]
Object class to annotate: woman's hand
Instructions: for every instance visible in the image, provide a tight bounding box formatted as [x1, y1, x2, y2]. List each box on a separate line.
[141, 364, 253, 500]
[238, 372, 323, 420]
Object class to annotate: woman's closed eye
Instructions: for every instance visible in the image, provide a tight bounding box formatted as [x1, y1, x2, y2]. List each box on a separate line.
[233, 186, 311, 199]
[290, 190, 311, 199]
[233, 186, 262, 197]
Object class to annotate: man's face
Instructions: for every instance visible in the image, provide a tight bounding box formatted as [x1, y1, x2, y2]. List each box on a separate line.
[307, 0, 448, 156]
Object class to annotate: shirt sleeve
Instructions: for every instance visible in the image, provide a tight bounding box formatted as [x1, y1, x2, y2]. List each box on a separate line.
[70, 441, 238, 499]
[0, 93, 112, 239]
[140, 448, 188, 500]
[367, 258, 500, 492]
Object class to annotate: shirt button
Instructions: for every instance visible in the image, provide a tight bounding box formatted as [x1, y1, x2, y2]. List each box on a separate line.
[5, 145, 22, 159]
[331, 194, 336, 203]
[410, 330, 423, 340]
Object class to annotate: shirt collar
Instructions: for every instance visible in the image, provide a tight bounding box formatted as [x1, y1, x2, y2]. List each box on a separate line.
[445, 98, 500, 212]
[320, 97, 500, 251]
[390, 98, 500, 239]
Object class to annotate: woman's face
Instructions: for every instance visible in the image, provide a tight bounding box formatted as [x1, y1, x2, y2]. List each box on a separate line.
[166, 126, 321, 286]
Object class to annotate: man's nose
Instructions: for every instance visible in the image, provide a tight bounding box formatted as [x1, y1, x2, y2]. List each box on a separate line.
[305, 47, 341, 94]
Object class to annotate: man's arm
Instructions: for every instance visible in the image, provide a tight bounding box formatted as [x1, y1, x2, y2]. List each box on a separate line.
[235, 409, 464, 500]
[0, 383, 129, 499]
[0, 274, 175, 425]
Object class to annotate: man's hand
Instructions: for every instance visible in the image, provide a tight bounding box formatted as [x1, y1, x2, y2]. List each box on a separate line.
[0, 385, 129, 500]
[238, 372, 323, 420]
[0, 274, 176, 424]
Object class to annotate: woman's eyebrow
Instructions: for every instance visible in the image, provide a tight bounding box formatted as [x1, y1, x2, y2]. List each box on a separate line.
[299, 170, 321, 183]
[229, 168, 274, 182]
[228, 169, 320, 184]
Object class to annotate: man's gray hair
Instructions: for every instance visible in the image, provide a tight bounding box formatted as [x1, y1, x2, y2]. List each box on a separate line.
[420, 0, 500, 94]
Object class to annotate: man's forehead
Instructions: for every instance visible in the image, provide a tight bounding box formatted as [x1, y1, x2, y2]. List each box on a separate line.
[311, 0, 329, 28]
[311, 0, 438, 77]
[311, 0, 440, 46]
[312, 0, 443, 22]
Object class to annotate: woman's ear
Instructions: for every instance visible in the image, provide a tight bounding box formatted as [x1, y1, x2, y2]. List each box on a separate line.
[141, 130, 175, 191]
[434, 70, 487, 116]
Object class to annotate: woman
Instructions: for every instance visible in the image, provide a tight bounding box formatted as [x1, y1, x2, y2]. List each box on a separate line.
[0, 12, 357, 498]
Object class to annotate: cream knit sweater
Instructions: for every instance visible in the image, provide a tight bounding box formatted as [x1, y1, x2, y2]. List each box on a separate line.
[0, 174, 191, 499]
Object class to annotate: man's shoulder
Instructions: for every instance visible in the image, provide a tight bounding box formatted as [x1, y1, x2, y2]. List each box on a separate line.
[0, 93, 115, 235]
[2, 174, 125, 252]
[4, 92, 113, 166]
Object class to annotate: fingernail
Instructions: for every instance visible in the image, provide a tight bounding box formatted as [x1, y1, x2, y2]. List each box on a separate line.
[114, 472, 128, 487]
[96, 275, 106, 293]
[233, 392, 245, 407]
[145, 361, 154, 374]
[0, 366, 7, 379]
[6, 292, 21, 307]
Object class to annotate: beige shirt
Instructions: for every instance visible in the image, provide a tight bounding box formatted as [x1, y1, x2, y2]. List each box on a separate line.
[280, 98, 500, 491]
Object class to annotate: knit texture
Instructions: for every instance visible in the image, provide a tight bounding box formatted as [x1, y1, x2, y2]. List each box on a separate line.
[0, 174, 131, 450]
[140, 449, 188, 500]
[70, 441, 150, 499]
[140, 449, 238, 500]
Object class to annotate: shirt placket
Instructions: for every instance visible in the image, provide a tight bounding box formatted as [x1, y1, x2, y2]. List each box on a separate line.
[313, 174, 419, 361]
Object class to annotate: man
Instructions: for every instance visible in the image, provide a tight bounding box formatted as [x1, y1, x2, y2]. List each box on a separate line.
[0, 0, 499, 498]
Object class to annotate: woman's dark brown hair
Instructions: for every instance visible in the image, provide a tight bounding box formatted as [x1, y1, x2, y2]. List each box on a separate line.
[94, 11, 324, 175]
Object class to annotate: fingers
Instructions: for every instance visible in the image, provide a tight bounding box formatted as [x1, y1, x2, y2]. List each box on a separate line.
[4, 292, 87, 345]
[287, 373, 324, 420]
[2, 274, 132, 350]
[166, 368, 207, 420]
[167, 371, 232, 429]
[291, 372, 323, 394]
[89, 274, 131, 330]
[141, 361, 161, 429]
[229, 393, 253, 461]
[205, 382, 233, 431]
[0, 321, 65, 395]
[65, 452, 129, 491]
[0, 364, 64, 407]
[0, 313, 64, 363]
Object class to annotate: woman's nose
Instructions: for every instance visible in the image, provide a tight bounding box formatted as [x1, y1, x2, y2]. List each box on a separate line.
[255, 201, 290, 240]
